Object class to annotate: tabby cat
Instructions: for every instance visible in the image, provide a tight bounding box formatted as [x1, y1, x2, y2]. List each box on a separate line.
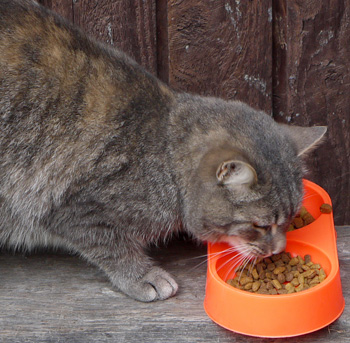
[0, 0, 326, 301]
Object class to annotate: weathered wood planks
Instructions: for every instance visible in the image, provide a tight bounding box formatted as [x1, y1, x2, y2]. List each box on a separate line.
[273, 0, 350, 225]
[0, 227, 349, 342]
[167, 0, 273, 113]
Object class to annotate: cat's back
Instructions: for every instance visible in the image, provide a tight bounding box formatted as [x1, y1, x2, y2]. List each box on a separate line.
[0, 0, 172, 110]
[0, 0, 131, 90]
[0, 0, 176, 227]
[0, 0, 174, 147]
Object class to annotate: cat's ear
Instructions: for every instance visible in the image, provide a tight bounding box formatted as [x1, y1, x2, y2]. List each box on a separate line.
[281, 125, 327, 156]
[216, 160, 257, 187]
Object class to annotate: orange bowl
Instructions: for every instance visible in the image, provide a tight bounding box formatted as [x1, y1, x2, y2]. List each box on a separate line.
[204, 180, 345, 338]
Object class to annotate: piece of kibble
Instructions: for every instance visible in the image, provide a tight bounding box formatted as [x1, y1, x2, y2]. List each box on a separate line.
[264, 257, 272, 264]
[256, 263, 265, 274]
[244, 282, 253, 290]
[287, 224, 294, 232]
[277, 273, 286, 284]
[289, 257, 299, 266]
[302, 269, 316, 279]
[271, 254, 281, 262]
[273, 266, 286, 275]
[258, 270, 266, 279]
[226, 279, 237, 288]
[264, 271, 271, 279]
[285, 283, 295, 293]
[303, 212, 315, 225]
[295, 284, 304, 292]
[291, 278, 299, 286]
[288, 204, 331, 231]
[309, 276, 320, 285]
[226, 251, 327, 295]
[319, 270, 326, 282]
[297, 255, 305, 265]
[304, 254, 312, 264]
[272, 279, 282, 290]
[281, 253, 291, 263]
[267, 262, 276, 271]
[252, 281, 261, 292]
[285, 272, 294, 282]
[240, 276, 253, 286]
[293, 216, 304, 229]
[275, 259, 285, 268]
[252, 268, 259, 280]
[320, 203, 333, 214]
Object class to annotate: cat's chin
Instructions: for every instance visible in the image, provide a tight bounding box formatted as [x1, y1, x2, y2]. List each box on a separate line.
[219, 235, 244, 248]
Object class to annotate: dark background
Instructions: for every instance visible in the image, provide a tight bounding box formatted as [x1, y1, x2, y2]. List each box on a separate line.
[38, 0, 350, 225]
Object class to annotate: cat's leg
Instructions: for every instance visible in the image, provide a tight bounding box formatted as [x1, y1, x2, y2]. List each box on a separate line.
[60, 227, 178, 302]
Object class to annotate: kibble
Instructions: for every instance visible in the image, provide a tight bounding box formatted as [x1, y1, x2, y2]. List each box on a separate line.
[252, 281, 261, 292]
[277, 273, 286, 284]
[226, 252, 326, 295]
[320, 203, 333, 214]
[288, 203, 332, 232]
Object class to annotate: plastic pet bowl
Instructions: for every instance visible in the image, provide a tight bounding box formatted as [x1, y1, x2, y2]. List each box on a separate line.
[204, 180, 345, 338]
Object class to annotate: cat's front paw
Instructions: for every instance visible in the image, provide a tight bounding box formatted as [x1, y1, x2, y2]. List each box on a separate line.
[127, 267, 178, 302]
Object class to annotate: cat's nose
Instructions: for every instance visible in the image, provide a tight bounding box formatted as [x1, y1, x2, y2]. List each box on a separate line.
[272, 239, 287, 255]
[271, 224, 278, 234]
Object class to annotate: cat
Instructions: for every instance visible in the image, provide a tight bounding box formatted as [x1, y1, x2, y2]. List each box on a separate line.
[0, 0, 326, 302]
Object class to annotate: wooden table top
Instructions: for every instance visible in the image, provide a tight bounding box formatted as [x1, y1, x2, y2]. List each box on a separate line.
[1, 227, 349, 343]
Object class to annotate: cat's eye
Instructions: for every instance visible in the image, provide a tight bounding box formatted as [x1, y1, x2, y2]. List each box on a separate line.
[253, 223, 272, 231]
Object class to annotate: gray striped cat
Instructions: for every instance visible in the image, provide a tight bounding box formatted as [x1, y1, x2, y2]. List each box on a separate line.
[0, 0, 326, 301]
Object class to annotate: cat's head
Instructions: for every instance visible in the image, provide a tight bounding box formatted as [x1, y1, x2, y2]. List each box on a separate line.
[174, 96, 326, 259]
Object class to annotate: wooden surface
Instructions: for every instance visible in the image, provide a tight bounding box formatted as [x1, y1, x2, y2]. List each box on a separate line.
[0, 227, 349, 343]
[272, 0, 350, 225]
[167, 0, 273, 113]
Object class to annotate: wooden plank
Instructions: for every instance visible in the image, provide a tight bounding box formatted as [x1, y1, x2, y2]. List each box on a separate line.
[72, 0, 157, 75]
[167, 0, 273, 113]
[37, 0, 73, 22]
[156, 0, 169, 84]
[0, 227, 349, 342]
[272, 0, 350, 225]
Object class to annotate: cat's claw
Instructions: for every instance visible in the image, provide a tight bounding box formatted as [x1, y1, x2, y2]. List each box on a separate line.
[128, 267, 178, 302]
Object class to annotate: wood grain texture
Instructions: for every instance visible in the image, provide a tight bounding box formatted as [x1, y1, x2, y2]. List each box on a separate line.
[156, 0, 169, 84]
[167, 0, 273, 113]
[273, 0, 350, 225]
[72, 0, 157, 75]
[0, 228, 349, 343]
[37, 0, 73, 22]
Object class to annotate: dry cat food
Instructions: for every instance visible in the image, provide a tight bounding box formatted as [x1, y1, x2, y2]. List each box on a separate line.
[227, 252, 327, 295]
[287, 203, 332, 231]
[320, 203, 333, 214]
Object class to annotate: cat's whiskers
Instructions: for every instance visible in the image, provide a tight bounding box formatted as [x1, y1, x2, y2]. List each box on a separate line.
[212, 245, 248, 273]
[186, 245, 240, 272]
[217, 245, 254, 283]
[248, 256, 258, 275]
[302, 191, 317, 201]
